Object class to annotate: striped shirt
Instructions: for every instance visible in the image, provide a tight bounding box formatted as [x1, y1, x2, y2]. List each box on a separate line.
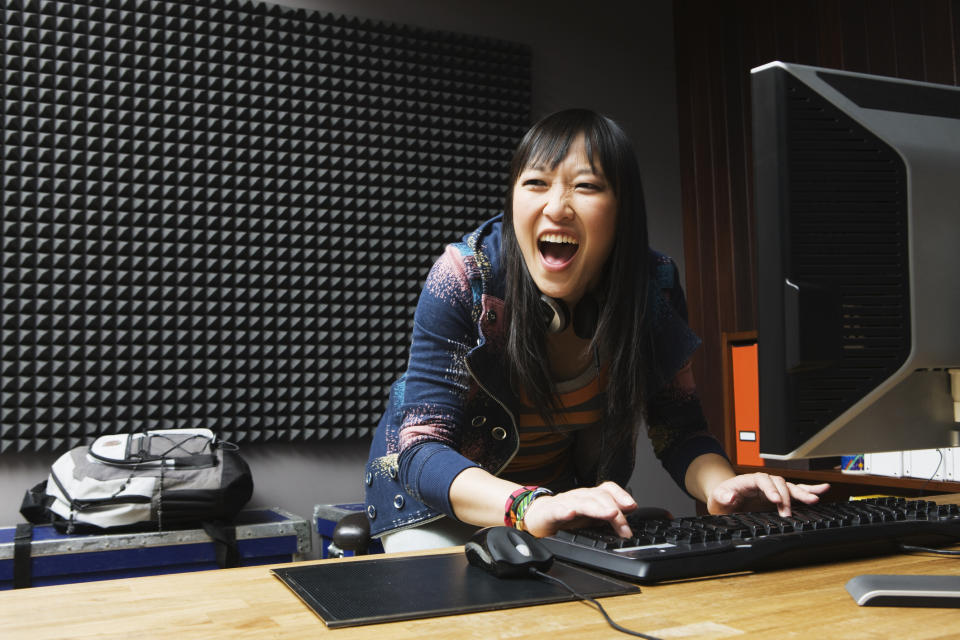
[501, 365, 607, 490]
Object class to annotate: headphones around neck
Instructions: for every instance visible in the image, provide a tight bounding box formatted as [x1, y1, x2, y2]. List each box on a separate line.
[539, 293, 600, 339]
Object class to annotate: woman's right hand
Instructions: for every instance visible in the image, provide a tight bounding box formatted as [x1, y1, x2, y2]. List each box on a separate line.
[520, 481, 637, 538]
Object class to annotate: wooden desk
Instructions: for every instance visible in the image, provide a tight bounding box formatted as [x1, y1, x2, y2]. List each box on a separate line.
[4, 509, 960, 639]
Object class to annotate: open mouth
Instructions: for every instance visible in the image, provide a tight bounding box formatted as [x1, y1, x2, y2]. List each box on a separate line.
[538, 232, 579, 266]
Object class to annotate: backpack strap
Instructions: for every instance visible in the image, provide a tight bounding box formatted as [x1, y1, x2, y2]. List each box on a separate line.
[13, 523, 33, 589]
[202, 520, 240, 569]
[19, 481, 51, 525]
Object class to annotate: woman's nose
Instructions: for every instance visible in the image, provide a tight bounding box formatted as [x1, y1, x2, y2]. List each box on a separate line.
[542, 185, 572, 220]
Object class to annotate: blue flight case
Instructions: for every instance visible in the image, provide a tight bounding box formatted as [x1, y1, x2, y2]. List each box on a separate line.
[0, 507, 311, 590]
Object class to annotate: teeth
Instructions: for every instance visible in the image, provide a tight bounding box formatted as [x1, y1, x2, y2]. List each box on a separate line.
[539, 233, 578, 245]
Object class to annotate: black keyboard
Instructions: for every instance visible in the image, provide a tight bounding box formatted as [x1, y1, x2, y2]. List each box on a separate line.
[541, 497, 960, 583]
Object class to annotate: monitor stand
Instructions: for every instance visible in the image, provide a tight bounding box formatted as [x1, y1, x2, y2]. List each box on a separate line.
[846, 575, 960, 607]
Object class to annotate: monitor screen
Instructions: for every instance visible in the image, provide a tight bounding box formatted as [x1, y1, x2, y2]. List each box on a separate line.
[752, 61, 960, 459]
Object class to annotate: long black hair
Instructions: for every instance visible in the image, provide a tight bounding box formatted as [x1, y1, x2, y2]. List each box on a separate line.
[503, 109, 652, 451]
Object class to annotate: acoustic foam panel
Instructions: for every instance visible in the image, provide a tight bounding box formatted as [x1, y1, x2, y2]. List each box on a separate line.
[1, 0, 530, 452]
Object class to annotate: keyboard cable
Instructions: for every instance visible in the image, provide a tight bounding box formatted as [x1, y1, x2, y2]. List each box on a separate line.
[899, 544, 960, 556]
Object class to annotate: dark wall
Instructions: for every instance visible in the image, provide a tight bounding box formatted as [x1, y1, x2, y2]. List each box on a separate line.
[0, 1, 530, 454]
[1, 0, 702, 533]
[673, 0, 960, 444]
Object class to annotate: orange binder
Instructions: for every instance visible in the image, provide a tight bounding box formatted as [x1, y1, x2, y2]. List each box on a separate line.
[731, 343, 763, 467]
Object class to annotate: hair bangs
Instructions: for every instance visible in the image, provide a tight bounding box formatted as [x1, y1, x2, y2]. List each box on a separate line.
[511, 112, 609, 182]
[522, 129, 578, 172]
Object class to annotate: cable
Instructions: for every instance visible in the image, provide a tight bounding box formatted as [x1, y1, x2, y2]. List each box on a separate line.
[918, 449, 944, 495]
[899, 543, 960, 556]
[531, 568, 663, 640]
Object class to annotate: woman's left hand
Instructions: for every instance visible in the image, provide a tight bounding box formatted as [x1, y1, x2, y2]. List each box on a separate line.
[707, 473, 830, 517]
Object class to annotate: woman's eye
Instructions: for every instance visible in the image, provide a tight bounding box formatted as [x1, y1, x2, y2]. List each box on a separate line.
[576, 182, 601, 191]
[522, 178, 547, 187]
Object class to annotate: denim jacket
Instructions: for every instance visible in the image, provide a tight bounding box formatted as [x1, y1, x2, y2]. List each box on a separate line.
[364, 215, 725, 537]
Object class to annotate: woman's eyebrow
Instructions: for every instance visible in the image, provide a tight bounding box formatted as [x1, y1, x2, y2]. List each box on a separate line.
[572, 164, 605, 178]
[522, 162, 600, 176]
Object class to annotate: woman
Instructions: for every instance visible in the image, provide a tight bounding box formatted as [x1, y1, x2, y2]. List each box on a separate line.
[364, 108, 828, 551]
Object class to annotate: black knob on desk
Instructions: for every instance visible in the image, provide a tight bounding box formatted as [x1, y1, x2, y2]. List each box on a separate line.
[332, 511, 371, 556]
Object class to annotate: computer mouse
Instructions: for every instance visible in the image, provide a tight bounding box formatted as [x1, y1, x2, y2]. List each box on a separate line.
[465, 526, 554, 578]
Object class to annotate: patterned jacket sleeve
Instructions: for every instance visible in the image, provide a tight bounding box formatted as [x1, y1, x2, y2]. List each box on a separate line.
[393, 245, 482, 518]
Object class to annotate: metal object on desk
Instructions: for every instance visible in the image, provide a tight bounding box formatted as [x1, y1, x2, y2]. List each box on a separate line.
[314, 503, 383, 558]
[846, 574, 960, 607]
[0, 507, 311, 590]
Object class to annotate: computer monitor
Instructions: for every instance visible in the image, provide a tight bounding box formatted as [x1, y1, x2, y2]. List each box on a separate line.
[752, 61, 960, 460]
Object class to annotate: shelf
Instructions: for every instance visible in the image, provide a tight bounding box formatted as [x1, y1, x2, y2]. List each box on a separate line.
[733, 464, 960, 494]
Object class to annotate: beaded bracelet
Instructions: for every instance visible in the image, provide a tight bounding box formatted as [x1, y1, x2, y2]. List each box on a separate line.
[504, 485, 554, 531]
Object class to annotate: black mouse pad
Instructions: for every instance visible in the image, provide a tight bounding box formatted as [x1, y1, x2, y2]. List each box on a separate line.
[271, 552, 640, 628]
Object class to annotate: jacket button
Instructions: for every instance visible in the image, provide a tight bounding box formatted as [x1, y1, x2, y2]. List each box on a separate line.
[364, 471, 372, 486]
[491, 426, 507, 440]
[486, 310, 497, 323]
[388, 465, 398, 480]
[471, 415, 487, 427]
[367, 505, 377, 519]
[393, 495, 405, 509]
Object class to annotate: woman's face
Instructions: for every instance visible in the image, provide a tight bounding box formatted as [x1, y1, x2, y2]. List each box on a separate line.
[512, 135, 617, 307]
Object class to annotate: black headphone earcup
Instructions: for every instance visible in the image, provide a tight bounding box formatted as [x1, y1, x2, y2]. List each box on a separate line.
[539, 295, 569, 334]
[572, 293, 600, 340]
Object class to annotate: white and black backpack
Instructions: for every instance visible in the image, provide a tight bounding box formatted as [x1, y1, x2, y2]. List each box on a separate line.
[20, 428, 254, 534]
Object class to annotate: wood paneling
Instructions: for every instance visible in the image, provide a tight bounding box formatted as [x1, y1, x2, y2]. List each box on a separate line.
[673, 0, 960, 445]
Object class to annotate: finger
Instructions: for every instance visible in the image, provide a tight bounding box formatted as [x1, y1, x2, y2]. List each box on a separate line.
[576, 490, 633, 538]
[756, 473, 792, 516]
[785, 482, 815, 500]
[783, 482, 828, 498]
[771, 475, 793, 516]
[751, 473, 781, 504]
[607, 509, 633, 538]
[787, 482, 830, 504]
[597, 481, 638, 511]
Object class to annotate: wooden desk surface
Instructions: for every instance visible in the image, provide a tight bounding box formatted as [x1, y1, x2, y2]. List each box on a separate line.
[5, 501, 960, 639]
